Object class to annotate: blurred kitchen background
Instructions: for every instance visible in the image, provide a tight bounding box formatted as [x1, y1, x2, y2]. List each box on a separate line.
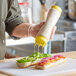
[6, 0, 76, 56]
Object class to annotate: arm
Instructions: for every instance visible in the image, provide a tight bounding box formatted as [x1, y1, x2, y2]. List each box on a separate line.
[5, 0, 38, 38]
[12, 23, 30, 38]
[5, 0, 56, 39]
[5, 0, 24, 38]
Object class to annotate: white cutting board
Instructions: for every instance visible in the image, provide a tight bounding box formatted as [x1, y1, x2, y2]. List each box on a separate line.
[0, 58, 76, 76]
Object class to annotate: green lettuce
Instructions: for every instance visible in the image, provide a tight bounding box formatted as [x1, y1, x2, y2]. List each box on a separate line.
[17, 52, 51, 63]
[42, 53, 51, 57]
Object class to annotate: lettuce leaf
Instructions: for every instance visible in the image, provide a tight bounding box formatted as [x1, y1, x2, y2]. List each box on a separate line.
[17, 58, 30, 63]
[17, 52, 51, 63]
[43, 53, 51, 57]
[29, 52, 42, 58]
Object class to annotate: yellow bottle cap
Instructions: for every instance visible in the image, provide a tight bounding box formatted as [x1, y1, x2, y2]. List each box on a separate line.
[35, 36, 48, 47]
[52, 5, 62, 13]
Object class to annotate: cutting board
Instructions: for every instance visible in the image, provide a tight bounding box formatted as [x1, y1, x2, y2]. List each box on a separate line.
[0, 58, 76, 76]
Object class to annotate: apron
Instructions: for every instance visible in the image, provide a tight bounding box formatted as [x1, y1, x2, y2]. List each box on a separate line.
[0, 0, 7, 59]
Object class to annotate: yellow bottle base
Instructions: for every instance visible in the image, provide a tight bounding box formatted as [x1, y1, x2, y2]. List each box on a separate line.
[52, 5, 62, 13]
[35, 36, 48, 47]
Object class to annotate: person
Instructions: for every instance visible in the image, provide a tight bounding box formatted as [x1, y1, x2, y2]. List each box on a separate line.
[0, 0, 56, 60]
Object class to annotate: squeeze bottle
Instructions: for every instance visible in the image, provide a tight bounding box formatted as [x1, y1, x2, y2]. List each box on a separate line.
[35, 5, 62, 47]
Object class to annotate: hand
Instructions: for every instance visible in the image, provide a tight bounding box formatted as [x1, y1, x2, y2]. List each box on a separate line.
[29, 22, 56, 40]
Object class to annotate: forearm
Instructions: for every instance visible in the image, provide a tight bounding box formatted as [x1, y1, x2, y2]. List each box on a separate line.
[12, 23, 31, 38]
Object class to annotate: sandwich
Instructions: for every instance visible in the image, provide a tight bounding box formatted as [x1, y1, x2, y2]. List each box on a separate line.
[16, 52, 51, 68]
[35, 55, 66, 70]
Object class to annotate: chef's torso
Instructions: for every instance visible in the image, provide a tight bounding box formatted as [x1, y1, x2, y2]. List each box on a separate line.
[0, 0, 13, 59]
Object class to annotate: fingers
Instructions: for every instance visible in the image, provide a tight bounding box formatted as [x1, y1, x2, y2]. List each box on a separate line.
[50, 26, 57, 40]
[34, 22, 45, 30]
[31, 22, 45, 38]
[32, 31, 37, 38]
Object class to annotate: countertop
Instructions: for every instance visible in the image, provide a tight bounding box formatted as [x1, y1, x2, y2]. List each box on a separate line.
[0, 51, 76, 76]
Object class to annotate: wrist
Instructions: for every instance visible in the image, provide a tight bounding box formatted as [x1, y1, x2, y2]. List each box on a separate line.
[12, 23, 31, 38]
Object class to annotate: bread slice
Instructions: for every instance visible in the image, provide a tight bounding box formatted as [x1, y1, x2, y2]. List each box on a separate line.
[16, 62, 32, 68]
[35, 58, 67, 70]
[16, 58, 41, 68]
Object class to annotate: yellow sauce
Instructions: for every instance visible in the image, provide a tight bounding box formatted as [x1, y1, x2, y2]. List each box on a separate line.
[34, 44, 44, 55]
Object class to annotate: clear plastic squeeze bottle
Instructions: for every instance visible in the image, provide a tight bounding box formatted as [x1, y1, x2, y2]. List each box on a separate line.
[35, 5, 62, 47]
